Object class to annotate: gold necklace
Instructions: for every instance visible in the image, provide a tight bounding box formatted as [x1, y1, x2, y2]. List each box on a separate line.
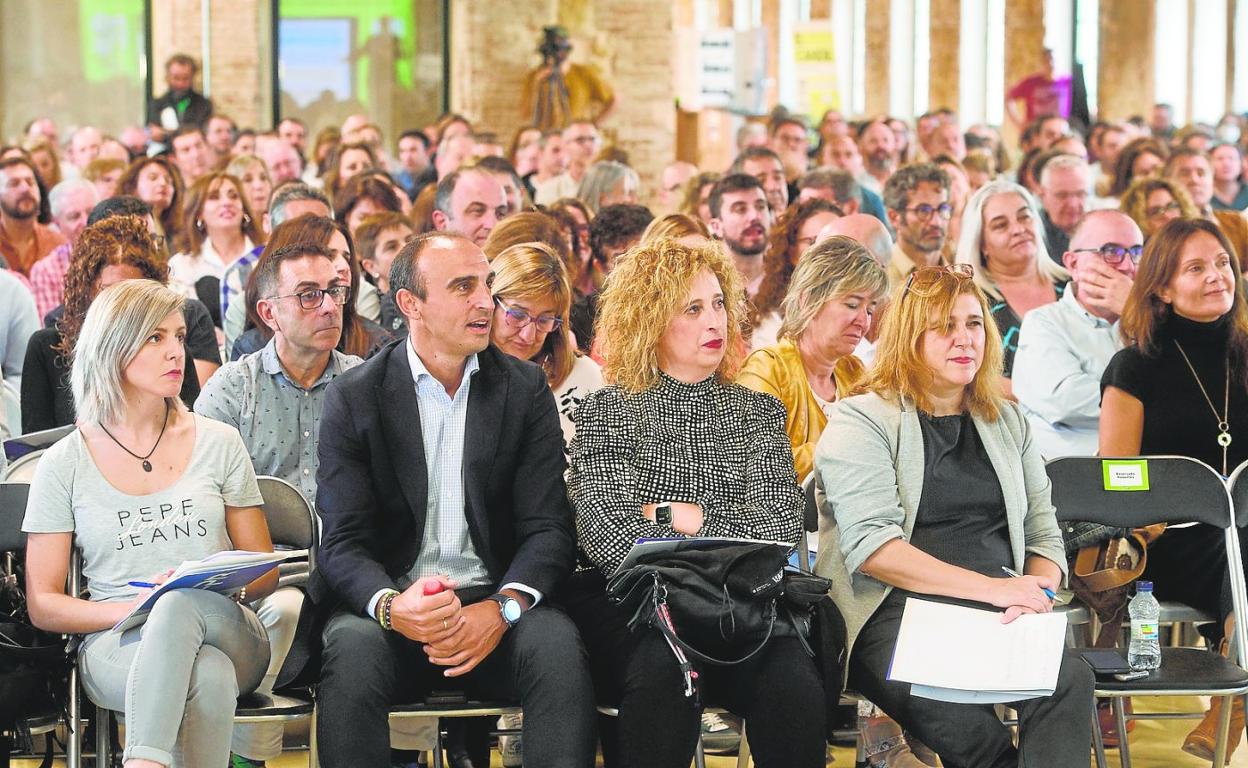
[1174, 341, 1232, 475]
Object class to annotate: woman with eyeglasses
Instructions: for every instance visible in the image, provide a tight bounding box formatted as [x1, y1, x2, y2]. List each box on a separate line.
[814, 262, 1093, 768]
[738, 237, 886, 481]
[954, 180, 1069, 390]
[1100, 217, 1248, 760]
[489, 241, 602, 444]
[748, 198, 842, 351]
[1120, 177, 1200, 241]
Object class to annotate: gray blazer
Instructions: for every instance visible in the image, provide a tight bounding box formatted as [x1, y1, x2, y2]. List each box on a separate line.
[812, 392, 1068, 673]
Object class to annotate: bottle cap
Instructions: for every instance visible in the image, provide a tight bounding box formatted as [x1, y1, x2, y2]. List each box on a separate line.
[423, 581, 445, 596]
[1136, 580, 1153, 592]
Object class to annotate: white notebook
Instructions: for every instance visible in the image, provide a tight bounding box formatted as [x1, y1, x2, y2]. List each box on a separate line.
[888, 597, 1070, 704]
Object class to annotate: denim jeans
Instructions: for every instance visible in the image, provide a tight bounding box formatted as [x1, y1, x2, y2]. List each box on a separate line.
[80, 589, 270, 767]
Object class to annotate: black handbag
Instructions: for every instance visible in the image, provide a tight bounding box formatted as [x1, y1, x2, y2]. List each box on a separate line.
[606, 542, 831, 702]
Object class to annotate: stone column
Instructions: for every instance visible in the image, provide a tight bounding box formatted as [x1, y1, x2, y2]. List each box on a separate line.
[929, 0, 960, 113]
[1097, 0, 1155, 122]
[864, 0, 891, 117]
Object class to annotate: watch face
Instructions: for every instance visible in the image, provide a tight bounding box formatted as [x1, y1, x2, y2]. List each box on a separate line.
[501, 598, 523, 624]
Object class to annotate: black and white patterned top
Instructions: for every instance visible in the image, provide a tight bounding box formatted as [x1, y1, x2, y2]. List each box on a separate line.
[567, 371, 804, 575]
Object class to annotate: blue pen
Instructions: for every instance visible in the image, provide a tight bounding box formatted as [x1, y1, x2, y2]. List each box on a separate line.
[1001, 567, 1056, 600]
[128, 581, 158, 589]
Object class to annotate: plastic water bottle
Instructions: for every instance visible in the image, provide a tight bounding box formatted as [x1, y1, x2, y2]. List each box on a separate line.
[1127, 581, 1161, 671]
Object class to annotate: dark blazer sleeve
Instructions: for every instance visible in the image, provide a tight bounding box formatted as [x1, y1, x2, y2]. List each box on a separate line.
[498, 369, 576, 596]
[314, 374, 397, 613]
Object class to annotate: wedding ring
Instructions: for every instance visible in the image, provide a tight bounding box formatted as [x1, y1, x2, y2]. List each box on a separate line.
[443, 618, 449, 630]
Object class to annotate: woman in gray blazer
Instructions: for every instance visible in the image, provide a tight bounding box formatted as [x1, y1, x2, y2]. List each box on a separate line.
[814, 263, 1093, 768]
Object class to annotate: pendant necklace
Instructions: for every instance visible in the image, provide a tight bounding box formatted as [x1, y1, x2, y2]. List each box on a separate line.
[99, 401, 171, 473]
[1174, 341, 1232, 476]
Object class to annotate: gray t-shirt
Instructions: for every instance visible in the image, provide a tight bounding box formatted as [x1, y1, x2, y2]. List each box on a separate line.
[22, 414, 264, 603]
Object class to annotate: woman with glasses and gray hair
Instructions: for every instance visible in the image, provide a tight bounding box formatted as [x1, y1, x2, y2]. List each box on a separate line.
[954, 180, 1069, 391]
[22, 278, 278, 768]
[738, 236, 887, 481]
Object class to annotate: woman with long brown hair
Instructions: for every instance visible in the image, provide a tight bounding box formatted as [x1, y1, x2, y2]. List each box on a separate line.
[1100, 217, 1248, 759]
[118, 156, 185, 248]
[1102, 137, 1170, 202]
[170, 172, 265, 314]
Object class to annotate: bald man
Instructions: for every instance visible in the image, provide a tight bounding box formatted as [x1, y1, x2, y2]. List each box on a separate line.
[1013, 210, 1142, 457]
[817, 214, 893, 267]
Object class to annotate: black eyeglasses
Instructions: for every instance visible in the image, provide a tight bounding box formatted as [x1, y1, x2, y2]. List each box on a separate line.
[902, 263, 975, 299]
[903, 203, 954, 221]
[268, 285, 352, 310]
[1145, 201, 1182, 219]
[495, 296, 563, 333]
[1070, 243, 1144, 265]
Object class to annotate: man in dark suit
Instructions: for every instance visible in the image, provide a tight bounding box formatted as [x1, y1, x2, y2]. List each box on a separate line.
[312, 231, 595, 767]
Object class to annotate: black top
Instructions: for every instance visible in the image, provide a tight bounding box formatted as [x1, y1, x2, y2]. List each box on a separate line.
[991, 281, 1066, 378]
[1041, 209, 1070, 266]
[1101, 312, 1248, 474]
[147, 88, 213, 129]
[909, 412, 1013, 578]
[19, 301, 220, 433]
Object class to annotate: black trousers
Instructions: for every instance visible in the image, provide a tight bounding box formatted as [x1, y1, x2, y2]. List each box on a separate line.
[1143, 522, 1248, 625]
[316, 598, 596, 768]
[560, 569, 827, 768]
[848, 593, 1094, 768]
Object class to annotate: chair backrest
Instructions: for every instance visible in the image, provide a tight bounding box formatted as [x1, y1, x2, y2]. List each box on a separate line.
[3, 425, 73, 462]
[3, 449, 45, 484]
[1227, 460, 1248, 529]
[1046, 455, 1232, 529]
[256, 476, 317, 570]
[0, 483, 30, 554]
[802, 474, 818, 534]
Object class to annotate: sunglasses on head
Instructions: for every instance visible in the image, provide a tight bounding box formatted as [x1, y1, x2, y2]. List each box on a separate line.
[901, 263, 975, 299]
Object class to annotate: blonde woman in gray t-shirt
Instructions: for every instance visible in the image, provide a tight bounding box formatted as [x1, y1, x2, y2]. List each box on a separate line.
[23, 279, 277, 768]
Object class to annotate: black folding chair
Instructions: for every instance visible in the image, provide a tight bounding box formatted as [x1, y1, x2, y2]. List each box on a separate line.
[1047, 455, 1248, 768]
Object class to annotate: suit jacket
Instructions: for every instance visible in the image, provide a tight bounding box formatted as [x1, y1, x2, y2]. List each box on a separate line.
[310, 339, 576, 613]
[812, 392, 1068, 682]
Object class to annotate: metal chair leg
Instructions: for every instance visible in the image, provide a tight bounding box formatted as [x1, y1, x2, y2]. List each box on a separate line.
[1214, 694, 1234, 767]
[309, 703, 319, 768]
[432, 719, 443, 768]
[66, 667, 80, 768]
[95, 705, 110, 767]
[694, 732, 707, 768]
[1113, 697, 1132, 768]
[735, 719, 751, 768]
[1090, 702, 1108, 768]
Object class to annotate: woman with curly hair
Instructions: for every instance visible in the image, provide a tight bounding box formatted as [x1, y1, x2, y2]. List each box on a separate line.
[1102, 136, 1169, 202]
[749, 198, 841, 350]
[21, 215, 220, 432]
[1120, 176, 1199, 240]
[118, 156, 185, 247]
[564, 237, 823, 768]
[548, 197, 595, 295]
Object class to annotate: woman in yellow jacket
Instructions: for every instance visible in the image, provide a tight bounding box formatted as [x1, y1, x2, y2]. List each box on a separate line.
[738, 236, 888, 480]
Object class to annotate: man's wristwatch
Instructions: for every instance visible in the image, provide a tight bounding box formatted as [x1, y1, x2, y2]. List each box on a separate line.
[654, 502, 673, 526]
[487, 593, 523, 628]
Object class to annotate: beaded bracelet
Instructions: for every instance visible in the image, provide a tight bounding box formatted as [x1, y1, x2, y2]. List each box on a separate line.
[234, 586, 248, 604]
[379, 592, 397, 631]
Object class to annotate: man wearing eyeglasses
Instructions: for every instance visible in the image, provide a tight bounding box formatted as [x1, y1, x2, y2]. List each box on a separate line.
[1013, 210, 1142, 458]
[883, 163, 953, 289]
[194, 241, 359, 768]
[1037, 154, 1090, 263]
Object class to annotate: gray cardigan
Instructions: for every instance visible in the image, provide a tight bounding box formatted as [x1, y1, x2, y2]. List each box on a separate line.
[812, 392, 1068, 672]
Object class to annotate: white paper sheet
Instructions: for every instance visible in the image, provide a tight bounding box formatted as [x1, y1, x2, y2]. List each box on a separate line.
[888, 597, 1069, 703]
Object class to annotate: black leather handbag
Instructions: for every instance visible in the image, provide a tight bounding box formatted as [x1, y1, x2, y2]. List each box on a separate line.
[607, 542, 831, 702]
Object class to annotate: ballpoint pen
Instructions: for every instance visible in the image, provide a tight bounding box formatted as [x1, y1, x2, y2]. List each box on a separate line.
[1001, 566, 1058, 600]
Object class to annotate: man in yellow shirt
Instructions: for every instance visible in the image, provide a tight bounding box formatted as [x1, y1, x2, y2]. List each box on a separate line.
[521, 27, 615, 131]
